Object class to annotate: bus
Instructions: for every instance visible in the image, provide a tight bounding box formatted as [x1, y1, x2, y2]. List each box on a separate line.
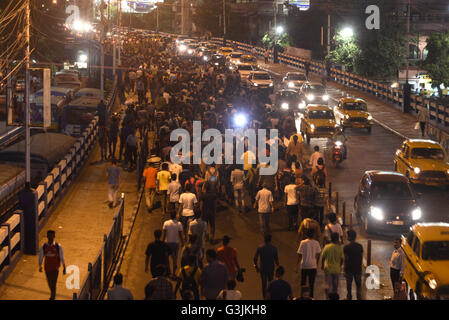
[60, 97, 101, 137]
[30, 95, 66, 130]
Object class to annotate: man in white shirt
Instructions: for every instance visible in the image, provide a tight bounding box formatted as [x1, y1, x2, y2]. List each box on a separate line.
[178, 184, 198, 240]
[170, 162, 183, 182]
[390, 238, 405, 289]
[230, 166, 245, 212]
[296, 228, 321, 298]
[162, 211, 184, 274]
[284, 176, 299, 231]
[309, 145, 325, 168]
[167, 173, 181, 214]
[254, 183, 274, 234]
[217, 279, 242, 300]
[188, 211, 209, 268]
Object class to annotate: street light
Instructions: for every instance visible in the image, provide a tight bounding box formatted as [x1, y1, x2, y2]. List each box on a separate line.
[276, 26, 284, 34]
[340, 27, 354, 39]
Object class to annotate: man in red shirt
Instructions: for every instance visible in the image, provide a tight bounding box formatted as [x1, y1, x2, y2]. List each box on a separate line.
[38, 230, 66, 300]
[143, 162, 158, 213]
[217, 235, 241, 280]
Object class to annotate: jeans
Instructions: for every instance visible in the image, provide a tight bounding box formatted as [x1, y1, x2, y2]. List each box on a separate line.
[390, 268, 401, 289]
[45, 270, 59, 300]
[125, 145, 137, 168]
[233, 188, 244, 211]
[108, 184, 119, 206]
[145, 188, 156, 211]
[419, 121, 426, 137]
[260, 271, 274, 299]
[325, 273, 340, 297]
[345, 272, 362, 300]
[258, 212, 271, 234]
[301, 268, 317, 298]
[108, 139, 117, 159]
[287, 204, 299, 229]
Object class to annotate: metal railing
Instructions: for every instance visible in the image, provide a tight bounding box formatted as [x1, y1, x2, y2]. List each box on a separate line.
[0, 211, 24, 283]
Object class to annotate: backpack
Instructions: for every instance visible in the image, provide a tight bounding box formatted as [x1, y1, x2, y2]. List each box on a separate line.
[181, 267, 199, 300]
[313, 166, 326, 187]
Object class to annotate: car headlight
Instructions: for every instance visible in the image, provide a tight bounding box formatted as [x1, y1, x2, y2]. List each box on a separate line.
[335, 141, 343, 146]
[414, 167, 421, 175]
[307, 94, 315, 101]
[367, 115, 373, 121]
[298, 102, 306, 109]
[310, 124, 315, 132]
[187, 49, 193, 54]
[253, 83, 258, 86]
[322, 95, 329, 101]
[203, 56, 208, 61]
[179, 45, 186, 52]
[370, 206, 384, 221]
[281, 103, 289, 110]
[424, 273, 438, 290]
[345, 114, 349, 119]
[288, 82, 294, 88]
[269, 83, 273, 87]
[214, 63, 219, 66]
[412, 207, 422, 220]
[446, 169, 449, 175]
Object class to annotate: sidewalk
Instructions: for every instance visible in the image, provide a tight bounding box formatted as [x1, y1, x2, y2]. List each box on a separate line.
[0, 98, 140, 300]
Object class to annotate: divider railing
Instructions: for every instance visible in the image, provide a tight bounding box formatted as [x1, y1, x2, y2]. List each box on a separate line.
[0, 211, 24, 283]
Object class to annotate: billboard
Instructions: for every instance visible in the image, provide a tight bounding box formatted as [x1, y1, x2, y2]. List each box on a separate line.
[123, 0, 163, 14]
[289, 0, 310, 11]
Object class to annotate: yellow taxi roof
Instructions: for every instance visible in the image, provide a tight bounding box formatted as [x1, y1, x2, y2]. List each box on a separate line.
[241, 55, 256, 59]
[406, 139, 443, 149]
[340, 97, 366, 103]
[220, 47, 233, 51]
[412, 223, 449, 242]
[306, 105, 332, 111]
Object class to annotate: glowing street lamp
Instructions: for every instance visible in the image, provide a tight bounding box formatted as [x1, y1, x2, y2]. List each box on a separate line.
[276, 26, 284, 34]
[340, 27, 354, 39]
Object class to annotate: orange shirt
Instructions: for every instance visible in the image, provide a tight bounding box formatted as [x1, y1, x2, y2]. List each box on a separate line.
[143, 167, 158, 189]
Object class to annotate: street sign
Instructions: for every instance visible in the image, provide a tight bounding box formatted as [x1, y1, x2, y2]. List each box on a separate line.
[289, 0, 310, 11]
[43, 68, 51, 128]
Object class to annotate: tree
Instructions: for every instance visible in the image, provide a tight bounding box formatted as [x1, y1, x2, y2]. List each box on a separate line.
[329, 33, 360, 72]
[422, 31, 449, 97]
[261, 31, 291, 50]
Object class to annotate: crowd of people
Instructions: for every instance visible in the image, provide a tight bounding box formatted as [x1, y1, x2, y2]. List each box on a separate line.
[102, 33, 370, 301]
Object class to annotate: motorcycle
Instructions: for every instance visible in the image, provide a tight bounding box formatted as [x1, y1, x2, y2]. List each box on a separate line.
[331, 141, 344, 167]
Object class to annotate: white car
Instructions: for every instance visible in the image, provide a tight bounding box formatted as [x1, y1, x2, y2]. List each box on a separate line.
[236, 64, 257, 80]
[282, 72, 308, 90]
[245, 71, 274, 93]
[227, 52, 244, 65]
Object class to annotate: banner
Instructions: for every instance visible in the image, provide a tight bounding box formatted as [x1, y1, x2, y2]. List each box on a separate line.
[43, 68, 51, 128]
[289, 0, 310, 11]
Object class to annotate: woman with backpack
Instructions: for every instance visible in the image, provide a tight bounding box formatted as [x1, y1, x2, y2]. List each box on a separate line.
[175, 255, 202, 300]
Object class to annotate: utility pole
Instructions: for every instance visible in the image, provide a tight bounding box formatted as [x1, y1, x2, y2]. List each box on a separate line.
[405, 0, 410, 85]
[118, 0, 121, 66]
[181, 0, 185, 34]
[327, 13, 330, 58]
[156, 4, 159, 32]
[273, 0, 278, 63]
[223, 0, 226, 46]
[100, 0, 105, 100]
[25, 0, 31, 184]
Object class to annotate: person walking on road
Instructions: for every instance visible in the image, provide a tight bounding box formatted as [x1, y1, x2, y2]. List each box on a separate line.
[284, 176, 300, 231]
[286, 135, 304, 165]
[108, 114, 119, 159]
[136, 77, 146, 105]
[200, 181, 218, 242]
[298, 217, 322, 243]
[178, 184, 198, 241]
[296, 228, 321, 298]
[323, 212, 344, 245]
[187, 211, 208, 268]
[264, 50, 269, 64]
[230, 165, 245, 212]
[106, 159, 121, 208]
[107, 273, 134, 300]
[343, 230, 364, 300]
[175, 255, 202, 300]
[266, 266, 293, 300]
[389, 238, 405, 290]
[254, 183, 274, 234]
[253, 234, 279, 299]
[217, 235, 241, 280]
[143, 161, 158, 213]
[125, 130, 138, 171]
[96, 99, 107, 127]
[309, 146, 325, 169]
[217, 279, 242, 300]
[200, 249, 229, 300]
[167, 173, 181, 215]
[297, 176, 316, 220]
[145, 229, 172, 278]
[144, 265, 175, 300]
[157, 163, 172, 214]
[417, 106, 429, 137]
[162, 211, 185, 275]
[321, 232, 344, 299]
[38, 230, 66, 300]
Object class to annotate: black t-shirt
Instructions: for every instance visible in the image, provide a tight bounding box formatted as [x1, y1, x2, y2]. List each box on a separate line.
[201, 192, 217, 216]
[343, 242, 364, 275]
[145, 240, 172, 270]
[267, 279, 292, 300]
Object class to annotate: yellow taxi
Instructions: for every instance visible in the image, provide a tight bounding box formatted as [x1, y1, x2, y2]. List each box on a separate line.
[394, 139, 449, 186]
[402, 223, 449, 299]
[219, 47, 233, 57]
[334, 98, 373, 133]
[300, 105, 337, 144]
[240, 55, 258, 67]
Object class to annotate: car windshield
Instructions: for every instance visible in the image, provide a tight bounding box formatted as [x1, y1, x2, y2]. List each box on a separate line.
[279, 91, 297, 97]
[230, 53, 242, 58]
[238, 65, 253, 71]
[343, 102, 367, 111]
[222, 49, 232, 52]
[411, 148, 445, 160]
[371, 181, 412, 200]
[288, 74, 306, 81]
[308, 85, 326, 93]
[422, 241, 449, 260]
[254, 73, 270, 80]
[308, 110, 334, 119]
